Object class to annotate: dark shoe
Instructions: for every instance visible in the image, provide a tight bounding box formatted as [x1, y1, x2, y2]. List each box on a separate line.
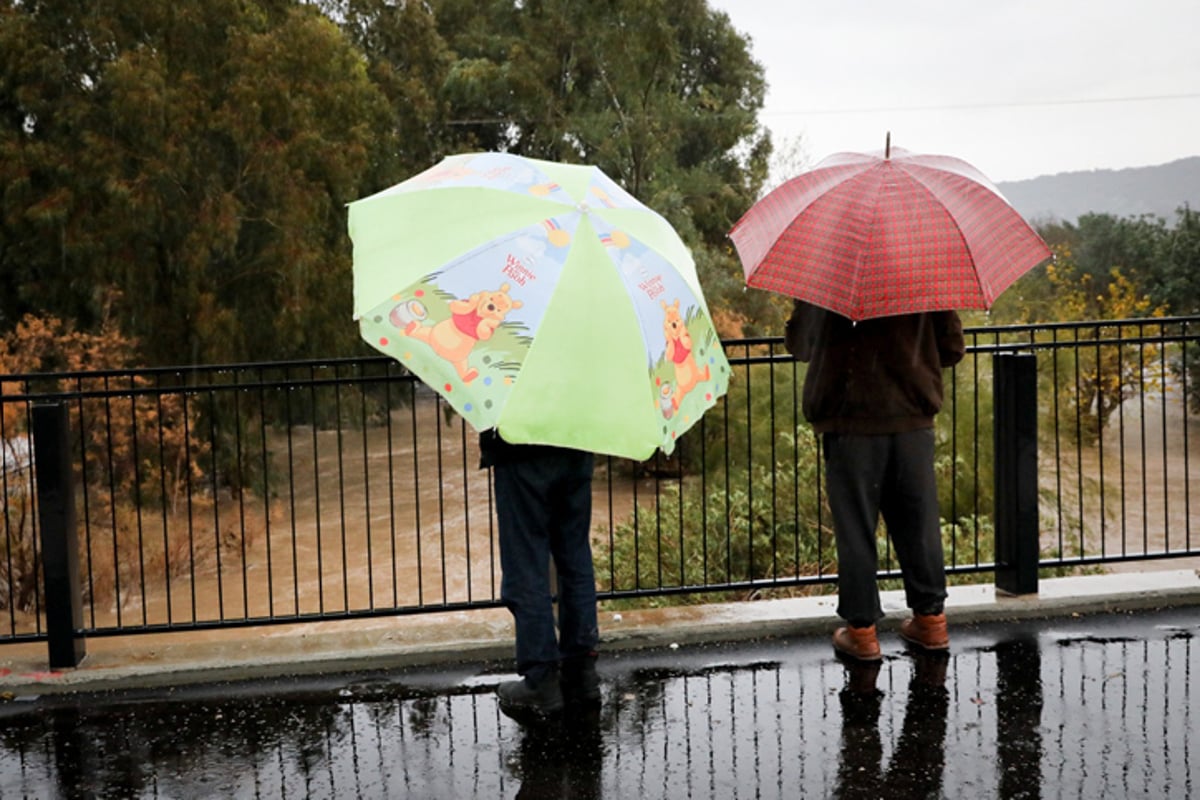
[833, 625, 882, 662]
[900, 612, 950, 651]
[560, 653, 601, 704]
[498, 669, 564, 717]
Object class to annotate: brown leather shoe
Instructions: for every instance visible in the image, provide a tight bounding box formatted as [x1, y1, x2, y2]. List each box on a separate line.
[833, 625, 882, 662]
[900, 612, 950, 651]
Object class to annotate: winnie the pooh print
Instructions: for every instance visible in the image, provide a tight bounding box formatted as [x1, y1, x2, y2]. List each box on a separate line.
[401, 283, 523, 383]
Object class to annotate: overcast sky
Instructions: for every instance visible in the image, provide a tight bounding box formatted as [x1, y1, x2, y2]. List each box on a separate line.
[707, 0, 1200, 183]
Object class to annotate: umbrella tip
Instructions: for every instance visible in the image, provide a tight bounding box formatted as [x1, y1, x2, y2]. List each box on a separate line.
[885, 131, 891, 159]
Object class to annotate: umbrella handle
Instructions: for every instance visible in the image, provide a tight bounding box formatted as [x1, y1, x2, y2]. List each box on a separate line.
[885, 131, 891, 160]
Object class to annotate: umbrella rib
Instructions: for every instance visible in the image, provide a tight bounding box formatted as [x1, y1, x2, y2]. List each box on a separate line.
[351, 152, 733, 460]
[732, 147, 1051, 320]
[899, 158, 1052, 307]
[852, 171, 888, 320]
[895, 167, 991, 304]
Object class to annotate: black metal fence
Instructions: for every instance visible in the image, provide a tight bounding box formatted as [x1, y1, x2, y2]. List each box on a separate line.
[2, 317, 1197, 652]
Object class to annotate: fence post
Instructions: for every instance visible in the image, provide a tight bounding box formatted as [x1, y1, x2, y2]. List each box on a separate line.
[32, 402, 87, 668]
[993, 353, 1039, 596]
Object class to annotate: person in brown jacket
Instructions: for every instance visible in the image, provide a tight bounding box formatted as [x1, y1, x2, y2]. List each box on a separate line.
[785, 299, 965, 661]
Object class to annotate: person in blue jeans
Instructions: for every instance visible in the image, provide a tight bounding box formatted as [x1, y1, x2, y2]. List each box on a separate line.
[481, 429, 601, 716]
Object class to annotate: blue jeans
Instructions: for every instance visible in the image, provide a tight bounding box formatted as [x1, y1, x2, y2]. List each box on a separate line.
[823, 429, 947, 625]
[493, 447, 598, 680]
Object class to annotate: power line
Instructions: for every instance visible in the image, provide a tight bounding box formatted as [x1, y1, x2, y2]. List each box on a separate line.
[441, 91, 1200, 126]
[762, 92, 1200, 117]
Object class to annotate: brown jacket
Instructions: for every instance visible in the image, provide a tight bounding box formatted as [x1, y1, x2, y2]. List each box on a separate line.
[784, 301, 965, 435]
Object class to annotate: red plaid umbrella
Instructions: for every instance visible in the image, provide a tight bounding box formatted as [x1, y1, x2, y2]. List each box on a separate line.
[729, 139, 1052, 321]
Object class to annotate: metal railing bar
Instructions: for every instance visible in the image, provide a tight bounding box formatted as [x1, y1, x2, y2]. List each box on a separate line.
[3, 319, 1198, 644]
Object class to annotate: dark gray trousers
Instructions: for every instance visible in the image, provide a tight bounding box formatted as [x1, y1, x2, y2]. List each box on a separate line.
[823, 428, 947, 625]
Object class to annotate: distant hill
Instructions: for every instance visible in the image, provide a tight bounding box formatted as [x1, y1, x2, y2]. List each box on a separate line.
[995, 156, 1200, 226]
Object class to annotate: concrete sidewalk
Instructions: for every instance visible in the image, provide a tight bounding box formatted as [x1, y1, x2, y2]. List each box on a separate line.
[2, 568, 1199, 697]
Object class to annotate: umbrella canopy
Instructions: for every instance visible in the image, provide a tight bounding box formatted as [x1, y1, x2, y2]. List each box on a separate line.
[349, 152, 730, 461]
[729, 141, 1053, 321]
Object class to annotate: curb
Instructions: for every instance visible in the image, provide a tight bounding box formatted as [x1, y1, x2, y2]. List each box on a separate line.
[2, 569, 1198, 698]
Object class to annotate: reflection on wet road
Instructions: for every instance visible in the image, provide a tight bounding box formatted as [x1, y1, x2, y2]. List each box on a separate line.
[1, 608, 1195, 798]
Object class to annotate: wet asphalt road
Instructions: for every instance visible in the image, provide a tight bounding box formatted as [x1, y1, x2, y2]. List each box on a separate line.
[1, 606, 1196, 799]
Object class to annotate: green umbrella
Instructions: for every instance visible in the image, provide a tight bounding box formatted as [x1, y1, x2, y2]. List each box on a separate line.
[349, 152, 730, 461]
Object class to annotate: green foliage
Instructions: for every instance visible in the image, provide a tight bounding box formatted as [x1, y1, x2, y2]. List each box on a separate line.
[595, 424, 835, 608]
[1, 0, 394, 365]
[1, 0, 774, 368]
[996, 212, 1198, 423]
[940, 514, 995, 579]
[993, 209, 1196, 326]
[1144, 206, 1200, 413]
[602, 350, 1019, 608]
[987, 262, 1056, 324]
[695, 244, 790, 339]
[1145, 206, 1200, 315]
[676, 358, 801, 479]
[427, 0, 773, 335]
[938, 355, 995, 522]
[316, 0, 455, 180]
[1038, 247, 1168, 443]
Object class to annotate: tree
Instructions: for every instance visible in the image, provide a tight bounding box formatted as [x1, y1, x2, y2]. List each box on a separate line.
[1002, 210, 1200, 415]
[993, 213, 1173, 325]
[426, 0, 780, 335]
[3, 0, 781, 365]
[0, 306, 206, 504]
[315, 0, 457, 186]
[1042, 244, 1168, 441]
[1148, 206, 1200, 315]
[0, 308, 212, 611]
[0, 0, 394, 365]
[1071, 213, 1163, 288]
[1145, 206, 1200, 412]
